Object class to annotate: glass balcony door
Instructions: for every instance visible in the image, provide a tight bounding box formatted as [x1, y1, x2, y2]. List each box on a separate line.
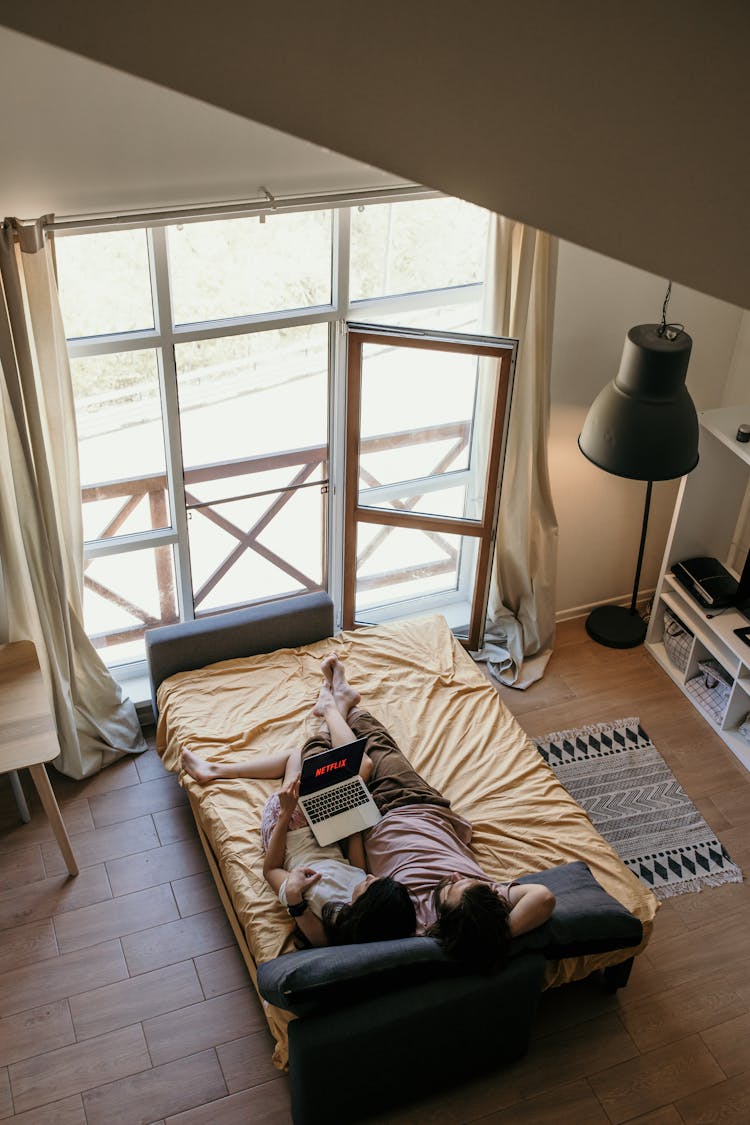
[343, 324, 515, 649]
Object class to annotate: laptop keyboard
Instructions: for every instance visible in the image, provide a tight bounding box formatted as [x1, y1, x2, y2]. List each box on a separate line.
[303, 779, 370, 824]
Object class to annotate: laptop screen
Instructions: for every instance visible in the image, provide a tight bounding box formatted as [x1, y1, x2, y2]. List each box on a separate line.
[299, 738, 367, 796]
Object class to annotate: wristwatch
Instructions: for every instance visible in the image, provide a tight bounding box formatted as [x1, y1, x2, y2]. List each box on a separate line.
[286, 898, 308, 917]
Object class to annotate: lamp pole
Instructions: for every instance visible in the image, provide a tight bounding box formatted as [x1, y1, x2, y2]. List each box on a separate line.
[630, 480, 653, 615]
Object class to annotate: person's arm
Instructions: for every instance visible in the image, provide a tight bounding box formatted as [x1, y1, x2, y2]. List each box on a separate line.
[278, 867, 328, 947]
[262, 775, 328, 947]
[261, 777, 298, 884]
[505, 883, 556, 937]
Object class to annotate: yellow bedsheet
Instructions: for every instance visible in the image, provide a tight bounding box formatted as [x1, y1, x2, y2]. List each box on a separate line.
[156, 614, 658, 1068]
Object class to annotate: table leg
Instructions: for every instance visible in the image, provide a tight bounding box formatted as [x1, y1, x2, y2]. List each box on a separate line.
[28, 763, 79, 876]
[8, 770, 31, 823]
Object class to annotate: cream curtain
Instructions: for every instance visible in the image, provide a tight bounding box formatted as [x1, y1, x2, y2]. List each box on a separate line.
[474, 215, 559, 688]
[0, 218, 146, 778]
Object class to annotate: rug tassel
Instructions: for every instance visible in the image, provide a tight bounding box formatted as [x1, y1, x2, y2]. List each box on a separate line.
[654, 871, 744, 899]
[531, 717, 641, 745]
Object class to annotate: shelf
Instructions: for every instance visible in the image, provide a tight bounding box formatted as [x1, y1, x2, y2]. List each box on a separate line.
[661, 575, 750, 674]
[700, 406, 750, 468]
[645, 405, 750, 773]
[684, 674, 728, 725]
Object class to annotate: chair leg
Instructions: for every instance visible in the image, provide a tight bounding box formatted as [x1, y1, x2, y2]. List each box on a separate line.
[9, 770, 31, 823]
[28, 763, 78, 876]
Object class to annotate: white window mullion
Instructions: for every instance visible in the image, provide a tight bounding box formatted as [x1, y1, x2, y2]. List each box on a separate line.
[327, 207, 352, 630]
[149, 226, 195, 623]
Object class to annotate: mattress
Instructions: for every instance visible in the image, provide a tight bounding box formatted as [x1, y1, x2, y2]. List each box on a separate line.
[156, 614, 658, 1067]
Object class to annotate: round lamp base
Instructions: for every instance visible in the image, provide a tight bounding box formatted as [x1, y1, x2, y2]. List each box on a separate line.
[585, 605, 647, 649]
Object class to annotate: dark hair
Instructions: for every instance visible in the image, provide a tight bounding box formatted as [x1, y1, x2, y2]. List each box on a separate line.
[430, 881, 511, 973]
[321, 877, 416, 945]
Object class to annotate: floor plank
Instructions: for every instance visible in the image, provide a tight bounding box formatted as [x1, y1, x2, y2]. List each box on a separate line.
[0, 844, 45, 894]
[88, 774, 186, 829]
[194, 945, 251, 1000]
[0, 864, 112, 933]
[120, 907, 234, 976]
[143, 989, 267, 1066]
[41, 814, 160, 876]
[215, 1032, 282, 1094]
[81, 1049, 227, 1125]
[0, 939, 129, 1019]
[586, 1033, 726, 1122]
[9, 1024, 151, 1114]
[69, 960, 204, 1041]
[0, 1000, 75, 1069]
[0, 918, 58, 975]
[3, 1093, 86, 1125]
[164, 1080, 292, 1124]
[52, 883, 179, 953]
[105, 837, 206, 896]
[476, 1078, 610, 1124]
[674, 1070, 750, 1124]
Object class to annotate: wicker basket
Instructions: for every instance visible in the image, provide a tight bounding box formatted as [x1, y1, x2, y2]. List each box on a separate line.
[663, 608, 693, 672]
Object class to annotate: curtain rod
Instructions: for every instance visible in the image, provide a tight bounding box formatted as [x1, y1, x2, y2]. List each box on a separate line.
[45, 184, 438, 234]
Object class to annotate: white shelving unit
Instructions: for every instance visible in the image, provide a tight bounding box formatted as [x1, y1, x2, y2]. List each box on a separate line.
[646, 404, 750, 772]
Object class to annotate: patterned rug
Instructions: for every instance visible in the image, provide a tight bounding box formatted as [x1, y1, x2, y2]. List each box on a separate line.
[532, 717, 743, 899]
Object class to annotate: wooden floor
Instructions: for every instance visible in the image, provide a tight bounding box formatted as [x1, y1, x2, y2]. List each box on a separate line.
[1, 618, 750, 1124]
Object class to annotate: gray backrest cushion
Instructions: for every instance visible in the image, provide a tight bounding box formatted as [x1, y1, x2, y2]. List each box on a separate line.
[145, 591, 334, 717]
[257, 861, 643, 1015]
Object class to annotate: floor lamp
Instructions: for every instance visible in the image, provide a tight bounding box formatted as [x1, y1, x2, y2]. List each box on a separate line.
[578, 306, 699, 648]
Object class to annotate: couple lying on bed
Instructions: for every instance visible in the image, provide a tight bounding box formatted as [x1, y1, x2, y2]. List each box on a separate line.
[181, 653, 555, 972]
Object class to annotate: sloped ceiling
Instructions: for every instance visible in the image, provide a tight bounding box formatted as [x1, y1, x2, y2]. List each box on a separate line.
[2, 1, 749, 309]
[0, 27, 403, 219]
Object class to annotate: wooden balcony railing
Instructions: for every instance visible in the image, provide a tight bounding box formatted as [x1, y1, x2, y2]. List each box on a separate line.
[82, 420, 469, 653]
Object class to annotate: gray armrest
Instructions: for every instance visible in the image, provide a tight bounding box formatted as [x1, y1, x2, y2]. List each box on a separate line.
[145, 591, 334, 718]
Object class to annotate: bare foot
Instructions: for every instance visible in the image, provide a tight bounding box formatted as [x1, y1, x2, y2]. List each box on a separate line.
[181, 746, 219, 784]
[330, 655, 361, 716]
[312, 678, 336, 718]
[320, 652, 337, 684]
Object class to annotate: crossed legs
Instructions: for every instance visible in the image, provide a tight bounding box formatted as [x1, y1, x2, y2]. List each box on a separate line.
[180, 653, 367, 785]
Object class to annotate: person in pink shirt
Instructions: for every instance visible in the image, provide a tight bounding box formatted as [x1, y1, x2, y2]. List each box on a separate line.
[306, 654, 556, 973]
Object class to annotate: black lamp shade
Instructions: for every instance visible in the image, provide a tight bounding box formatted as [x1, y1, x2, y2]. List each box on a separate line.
[578, 324, 698, 481]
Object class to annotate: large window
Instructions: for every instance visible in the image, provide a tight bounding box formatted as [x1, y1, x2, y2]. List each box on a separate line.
[55, 196, 491, 670]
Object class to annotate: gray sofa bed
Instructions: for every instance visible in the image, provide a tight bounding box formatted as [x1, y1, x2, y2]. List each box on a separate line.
[146, 591, 643, 1125]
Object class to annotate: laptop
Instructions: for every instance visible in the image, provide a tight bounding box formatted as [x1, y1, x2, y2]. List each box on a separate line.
[297, 737, 382, 846]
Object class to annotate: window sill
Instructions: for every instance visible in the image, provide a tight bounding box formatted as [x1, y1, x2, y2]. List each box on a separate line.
[113, 663, 154, 727]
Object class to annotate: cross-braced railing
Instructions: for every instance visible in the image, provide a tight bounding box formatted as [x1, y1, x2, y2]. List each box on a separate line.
[82, 419, 470, 652]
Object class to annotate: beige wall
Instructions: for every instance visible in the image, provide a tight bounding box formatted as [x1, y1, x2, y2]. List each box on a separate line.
[550, 241, 745, 617]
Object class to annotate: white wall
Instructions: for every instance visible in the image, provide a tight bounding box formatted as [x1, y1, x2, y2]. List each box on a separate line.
[722, 311, 750, 408]
[550, 241, 746, 617]
[0, 27, 404, 219]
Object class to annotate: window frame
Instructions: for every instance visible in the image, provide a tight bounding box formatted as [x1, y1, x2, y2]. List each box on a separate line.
[60, 193, 492, 679]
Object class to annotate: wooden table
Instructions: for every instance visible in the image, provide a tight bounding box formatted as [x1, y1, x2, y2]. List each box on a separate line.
[0, 640, 78, 876]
